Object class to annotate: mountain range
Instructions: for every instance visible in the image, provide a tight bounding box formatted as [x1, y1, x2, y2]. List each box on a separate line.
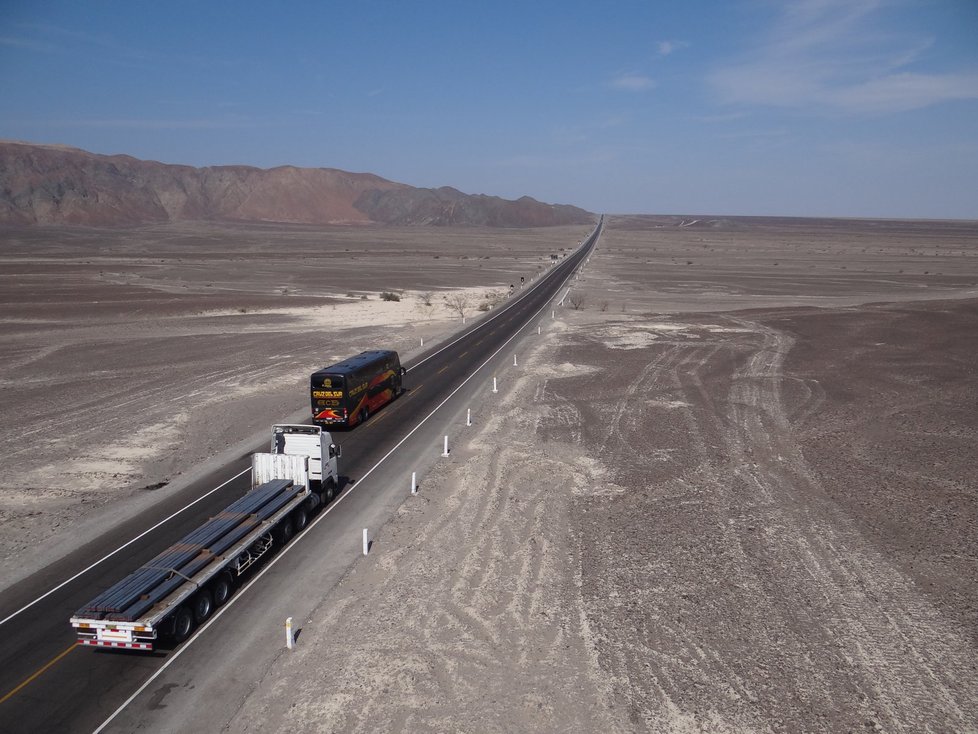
[0, 141, 593, 228]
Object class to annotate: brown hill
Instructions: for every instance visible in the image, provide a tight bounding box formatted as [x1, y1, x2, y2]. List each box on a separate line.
[0, 141, 593, 227]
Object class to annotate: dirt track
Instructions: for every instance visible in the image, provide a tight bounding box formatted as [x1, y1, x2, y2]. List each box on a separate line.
[223, 216, 978, 733]
[3, 216, 977, 731]
[0, 221, 586, 588]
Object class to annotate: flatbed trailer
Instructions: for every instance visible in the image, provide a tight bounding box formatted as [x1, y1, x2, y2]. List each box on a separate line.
[70, 479, 311, 650]
[70, 425, 340, 651]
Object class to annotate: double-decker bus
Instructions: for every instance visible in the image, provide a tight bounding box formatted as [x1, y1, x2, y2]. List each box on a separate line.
[310, 350, 406, 428]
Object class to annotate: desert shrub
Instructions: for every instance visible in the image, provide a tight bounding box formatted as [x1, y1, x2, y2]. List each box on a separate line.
[380, 291, 401, 302]
[477, 302, 490, 312]
[360, 294, 369, 300]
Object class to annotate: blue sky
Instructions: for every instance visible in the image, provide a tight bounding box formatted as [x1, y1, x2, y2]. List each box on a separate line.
[1, 0, 976, 218]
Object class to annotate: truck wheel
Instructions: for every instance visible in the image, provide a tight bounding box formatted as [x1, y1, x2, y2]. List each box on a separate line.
[192, 589, 214, 624]
[211, 573, 234, 607]
[273, 516, 294, 546]
[321, 479, 336, 504]
[171, 606, 195, 643]
[292, 505, 309, 533]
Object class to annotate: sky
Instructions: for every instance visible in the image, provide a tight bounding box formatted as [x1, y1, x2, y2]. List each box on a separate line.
[1, 0, 977, 219]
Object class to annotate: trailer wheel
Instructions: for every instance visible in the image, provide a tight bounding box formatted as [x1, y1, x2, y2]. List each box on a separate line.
[211, 572, 234, 607]
[273, 516, 294, 546]
[192, 589, 214, 624]
[171, 606, 195, 643]
[292, 505, 309, 533]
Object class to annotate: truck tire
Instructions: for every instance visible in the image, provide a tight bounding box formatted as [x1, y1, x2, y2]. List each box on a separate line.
[321, 479, 336, 504]
[273, 516, 294, 546]
[292, 505, 309, 533]
[211, 572, 234, 607]
[192, 589, 214, 624]
[171, 606, 195, 643]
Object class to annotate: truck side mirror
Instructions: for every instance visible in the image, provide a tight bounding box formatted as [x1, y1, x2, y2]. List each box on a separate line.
[330, 443, 342, 458]
[400, 367, 407, 376]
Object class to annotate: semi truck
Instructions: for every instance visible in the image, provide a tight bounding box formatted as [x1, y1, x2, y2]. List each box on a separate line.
[69, 424, 340, 651]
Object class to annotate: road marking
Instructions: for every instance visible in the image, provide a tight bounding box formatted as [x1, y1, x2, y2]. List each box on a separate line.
[0, 642, 77, 705]
[404, 226, 598, 374]
[0, 468, 250, 628]
[93, 226, 601, 734]
[436, 365, 450, 375]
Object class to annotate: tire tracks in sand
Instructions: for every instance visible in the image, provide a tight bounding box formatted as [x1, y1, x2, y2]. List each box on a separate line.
[545, 313, 977, 732]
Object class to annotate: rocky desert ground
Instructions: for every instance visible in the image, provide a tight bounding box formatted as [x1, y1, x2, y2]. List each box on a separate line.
[3, 215, 978, 732]
[0, 221, 587, 588]
[222, 215, 978, 733]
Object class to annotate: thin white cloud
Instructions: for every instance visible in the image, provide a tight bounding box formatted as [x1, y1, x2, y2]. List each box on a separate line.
[709, 0, 978, 113]
[610, 73, 656, 92]
[657, 40, 688, 57]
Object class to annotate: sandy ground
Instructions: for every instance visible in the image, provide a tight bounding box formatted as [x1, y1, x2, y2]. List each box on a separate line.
[222, 216, 978, 732]
[0, 221, 589, 589]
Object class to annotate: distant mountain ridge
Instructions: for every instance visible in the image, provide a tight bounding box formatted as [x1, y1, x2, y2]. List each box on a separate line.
[0, 141, 594, 227]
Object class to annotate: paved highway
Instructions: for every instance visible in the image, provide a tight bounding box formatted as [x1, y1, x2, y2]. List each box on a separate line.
[0, 219, 600, 733]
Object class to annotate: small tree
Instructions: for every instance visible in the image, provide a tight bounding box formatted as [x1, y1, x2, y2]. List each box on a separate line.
[444, 293, 471, 320]
[416, 291, 437, 319]
[568, 293, 587, 310]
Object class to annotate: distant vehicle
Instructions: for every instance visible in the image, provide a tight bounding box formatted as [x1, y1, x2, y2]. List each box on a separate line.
[70, 425, 341, 651]
[311, 350, 406, 428]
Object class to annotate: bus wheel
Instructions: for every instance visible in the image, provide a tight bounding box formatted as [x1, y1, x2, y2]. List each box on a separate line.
[171, 606, 195, 643]
[211, 572, 234, 607]
[361, 406, 370, 423]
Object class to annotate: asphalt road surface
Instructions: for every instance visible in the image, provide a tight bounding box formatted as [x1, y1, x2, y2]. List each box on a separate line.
[0, 219, 600, 733]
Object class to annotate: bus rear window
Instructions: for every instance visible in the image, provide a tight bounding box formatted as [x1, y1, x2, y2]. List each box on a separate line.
[312, 374, 344, 399]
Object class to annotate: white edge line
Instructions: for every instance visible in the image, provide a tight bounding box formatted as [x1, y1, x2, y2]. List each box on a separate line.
[406, 225, 599, 373]
[91, 228, 597, 734]
[0, 468, 250, 628]
[2, 224, 599, 629]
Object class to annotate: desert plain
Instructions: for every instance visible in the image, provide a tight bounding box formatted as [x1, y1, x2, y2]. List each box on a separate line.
[3, 215, 978, 732]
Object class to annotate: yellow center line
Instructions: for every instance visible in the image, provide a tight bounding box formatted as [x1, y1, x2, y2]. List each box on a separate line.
[0, 641, 78, 705]
[436, 365, 450, 375]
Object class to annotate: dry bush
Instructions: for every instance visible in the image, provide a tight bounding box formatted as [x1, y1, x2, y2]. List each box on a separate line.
[444, 293, 471, 319]
[568, 293, 587, 310]
[415, 291, 437, 319]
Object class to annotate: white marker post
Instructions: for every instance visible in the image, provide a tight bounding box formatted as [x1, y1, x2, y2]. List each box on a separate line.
[285, 617, 294, 650]
[466, 408, 472, 426]
[492, 376, 498, 394]
[442, 435, 450, 457]
[420, 336, 424, 347]
[552, 310, 555, 319]
[537, 325, 541, 335]
[411, 471, 417, 495]
[513, 354, 518, 367]
[362, 528, 369, 555]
